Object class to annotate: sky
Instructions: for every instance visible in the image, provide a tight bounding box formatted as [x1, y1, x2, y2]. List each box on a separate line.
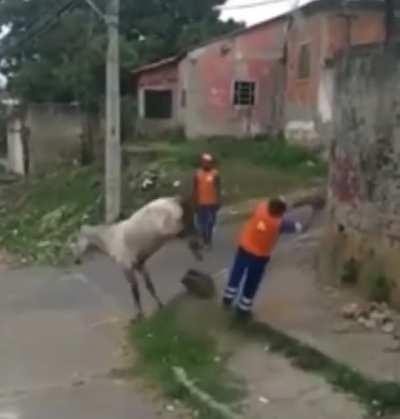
[220, 0, 316, 25]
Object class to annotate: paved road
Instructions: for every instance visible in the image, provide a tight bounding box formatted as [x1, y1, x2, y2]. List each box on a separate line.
[0, 222, 238, 419]
[0, 207, 340, 419]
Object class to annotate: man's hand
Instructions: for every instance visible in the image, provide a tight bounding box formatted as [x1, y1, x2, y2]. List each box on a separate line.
[310, 195, 326, 211]
[291, 191, 326, 211]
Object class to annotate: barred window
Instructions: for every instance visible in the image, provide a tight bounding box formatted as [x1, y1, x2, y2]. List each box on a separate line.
[233, 81, 256, 106]
[298, 43, 311, 79]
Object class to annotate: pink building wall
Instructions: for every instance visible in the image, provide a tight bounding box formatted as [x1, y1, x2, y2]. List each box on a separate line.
[285, 8, 385, 149]
[179, 20, 287, 138]
[133, 3, 386, 143]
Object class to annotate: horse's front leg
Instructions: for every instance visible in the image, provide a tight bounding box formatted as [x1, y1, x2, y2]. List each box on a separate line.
[138, 265, 164, 309]
[123, 267, 144, 320]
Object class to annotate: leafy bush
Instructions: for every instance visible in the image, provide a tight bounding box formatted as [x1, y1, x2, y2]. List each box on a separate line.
[367, 272, 392, 303]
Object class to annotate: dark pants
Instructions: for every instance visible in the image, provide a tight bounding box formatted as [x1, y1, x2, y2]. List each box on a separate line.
[223, 247, 270, 313]
[196, 205, 218, 245]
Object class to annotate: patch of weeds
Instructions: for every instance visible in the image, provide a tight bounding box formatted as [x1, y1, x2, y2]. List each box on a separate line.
[243, 321, 400, 416]
[340, 258, 360, 285]
[130, 303, 245, 419]
[0, 162, 177, 265]
[0, 166, 104, 265]
[367, 272, 392, 303]
[164, 136, 327, 179]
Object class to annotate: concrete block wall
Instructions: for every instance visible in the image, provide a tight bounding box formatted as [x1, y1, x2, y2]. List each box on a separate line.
[6, 103, 104, 175]
[324, 43, 400, 304]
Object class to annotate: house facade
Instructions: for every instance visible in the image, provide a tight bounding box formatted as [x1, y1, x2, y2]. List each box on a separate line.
[178, 19, 287, 138]
[133, 0, 386, 147]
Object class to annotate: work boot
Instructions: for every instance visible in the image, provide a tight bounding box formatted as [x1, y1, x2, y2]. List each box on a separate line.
[222, 297, 233, 310]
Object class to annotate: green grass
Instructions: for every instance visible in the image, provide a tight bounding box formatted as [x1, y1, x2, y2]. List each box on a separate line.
[156, 136, 326, 176]
[131, 136, 327, 204]
[130, 300, 245, 419]
[0, 166, 104, 265]
[244, 321, 400, 416]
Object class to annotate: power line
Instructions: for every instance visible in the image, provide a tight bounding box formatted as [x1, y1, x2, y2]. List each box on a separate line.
[218, 0, 289, 11]
[0, 0, 79, 56]
[82, 0, 107, 22]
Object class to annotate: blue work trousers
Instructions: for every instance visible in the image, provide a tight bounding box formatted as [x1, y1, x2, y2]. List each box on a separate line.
[223, 247, 270, 313]
[196, 205, 218, 245]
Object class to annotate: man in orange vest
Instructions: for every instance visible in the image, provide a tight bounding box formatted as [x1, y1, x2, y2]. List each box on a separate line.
[193, 153, 221, 248]
[223, 197, 312, 318]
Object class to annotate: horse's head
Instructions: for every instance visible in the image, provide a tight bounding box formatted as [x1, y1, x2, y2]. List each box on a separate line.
[70, 225, 95, 264]
[176, 195, 204, 261]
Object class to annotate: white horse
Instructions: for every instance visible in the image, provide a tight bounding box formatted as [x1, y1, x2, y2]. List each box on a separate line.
[71, 196, 203, 319]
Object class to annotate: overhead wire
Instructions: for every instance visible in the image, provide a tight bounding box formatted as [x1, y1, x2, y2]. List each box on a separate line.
[0, 0, 79, 56]
[218, 0, 292, 11]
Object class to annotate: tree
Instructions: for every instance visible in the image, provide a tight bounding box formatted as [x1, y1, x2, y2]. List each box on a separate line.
[0, 0, 240, 104]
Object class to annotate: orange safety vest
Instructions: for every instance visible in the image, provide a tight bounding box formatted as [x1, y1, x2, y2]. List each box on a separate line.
[196, 169, 218, 205]
[239, 202, 283, 257]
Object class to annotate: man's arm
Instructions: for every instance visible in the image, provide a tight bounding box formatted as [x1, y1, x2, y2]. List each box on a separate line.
[281, 205, 321, 234]
[280, 219, 303, 234]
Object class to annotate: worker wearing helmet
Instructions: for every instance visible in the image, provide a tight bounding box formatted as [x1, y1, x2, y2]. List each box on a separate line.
[223, 196, 314, 319]
[193, 153, 221, 249]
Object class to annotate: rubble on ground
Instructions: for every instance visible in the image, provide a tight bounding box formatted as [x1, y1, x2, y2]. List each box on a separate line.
[340, 302, 397, 335]
[128, 162, 184, 195]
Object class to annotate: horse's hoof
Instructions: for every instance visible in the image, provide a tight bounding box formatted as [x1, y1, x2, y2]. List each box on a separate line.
[129, 314, 144, 325]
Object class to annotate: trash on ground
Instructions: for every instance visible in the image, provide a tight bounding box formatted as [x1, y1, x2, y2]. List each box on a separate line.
[181, 269, 216, 299]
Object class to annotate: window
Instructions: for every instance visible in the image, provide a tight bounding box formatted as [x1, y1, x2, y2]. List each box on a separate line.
[298, 43, 311, 79]
[144, 90, 172, 119]
[181, 89, 187, 108]
[233, 81, 256, 106]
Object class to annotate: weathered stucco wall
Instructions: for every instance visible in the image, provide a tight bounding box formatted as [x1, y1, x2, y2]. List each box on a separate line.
[26, 103, 83, 174]
[324, 43, 400, 304]
[180, 20, 287, 139]
[6, 103, 104, 175]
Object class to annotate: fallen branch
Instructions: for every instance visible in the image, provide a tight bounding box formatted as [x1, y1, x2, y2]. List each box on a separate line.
[172, 366, 241, 419]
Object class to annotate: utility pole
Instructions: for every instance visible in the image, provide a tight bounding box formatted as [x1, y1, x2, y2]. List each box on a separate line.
[385, 0, 395, 43]
[105, 0, 121, 223]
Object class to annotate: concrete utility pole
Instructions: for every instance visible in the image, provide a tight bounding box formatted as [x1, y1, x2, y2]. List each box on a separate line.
[105, 0, 121, 223]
